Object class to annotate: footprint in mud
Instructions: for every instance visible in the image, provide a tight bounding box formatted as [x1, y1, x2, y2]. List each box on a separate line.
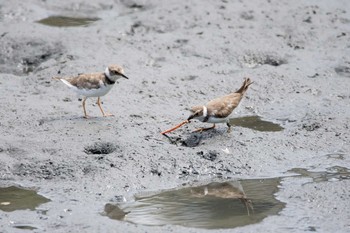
[128, 20, 179, 35]
[181, 133, 203, 147]
[239, 51, 287, 68]
[128, 21, 150, 35]
[240, 11, 255, 20]
[120, 0, 148, 10]
[334, 65, 350, 78]
[162, 132, 203, 147]
[164, 131, 220, 147]
[197, 150, 219, 161]
[301, 122, 321, 131]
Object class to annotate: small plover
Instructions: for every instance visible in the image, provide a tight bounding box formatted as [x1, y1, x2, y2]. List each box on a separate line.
[54, 64, 129, 118]
[188, 78, 253, 132]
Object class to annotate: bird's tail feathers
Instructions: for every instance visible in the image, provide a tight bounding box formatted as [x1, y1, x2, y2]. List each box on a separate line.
[235, 78, 253, 95]
[52, 77, 74, 88]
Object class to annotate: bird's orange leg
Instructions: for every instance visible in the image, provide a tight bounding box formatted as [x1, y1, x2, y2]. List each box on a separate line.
[97, 97, 113, 117]
[82, 97, 89, 119]
[193, 124, 216, 132]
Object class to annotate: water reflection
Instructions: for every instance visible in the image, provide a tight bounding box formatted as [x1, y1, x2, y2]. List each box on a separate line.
[0, 186, 50, 212]
[288, 166, 350, 183]
[230, 116, 283, 132]
[37, 16, 100, 27]
[105, 178, 284, 229]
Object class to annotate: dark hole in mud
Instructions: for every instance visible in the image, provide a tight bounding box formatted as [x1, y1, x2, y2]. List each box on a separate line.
[104, 178, 284, 229]
[127, 3, 144, 9]
[36, 16, 100, 27]
[288, 166, 350, 183]
[84, 142, 116, 155]
[230, 116, 283, 132]
[0, 186, 50, 212]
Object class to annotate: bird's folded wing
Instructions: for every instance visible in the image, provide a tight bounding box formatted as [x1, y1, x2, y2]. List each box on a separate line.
[206, 93, 242, 118]
[67, 73, 105, 89]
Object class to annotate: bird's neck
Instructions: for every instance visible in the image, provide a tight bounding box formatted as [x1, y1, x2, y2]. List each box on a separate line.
[104, 67, 116, 84]
[202, 106, 208, 118]
[195, 106, 209, 122]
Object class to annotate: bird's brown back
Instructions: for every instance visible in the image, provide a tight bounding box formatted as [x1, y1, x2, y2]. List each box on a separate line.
[65, 72, 106, 89]
[206, 78, 253, 118]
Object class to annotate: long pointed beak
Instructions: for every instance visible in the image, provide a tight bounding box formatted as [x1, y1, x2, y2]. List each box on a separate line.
[120, 73, 129, 79]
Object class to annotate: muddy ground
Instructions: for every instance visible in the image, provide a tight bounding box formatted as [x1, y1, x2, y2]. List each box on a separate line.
[0, 0, 350, 232]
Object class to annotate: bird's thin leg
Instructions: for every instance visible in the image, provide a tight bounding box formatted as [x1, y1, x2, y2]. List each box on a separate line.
[226, 122, 232, 133]
[82, 97, 89, 119]
[193, 124, 216, 132]
[97, 97, 113, 117]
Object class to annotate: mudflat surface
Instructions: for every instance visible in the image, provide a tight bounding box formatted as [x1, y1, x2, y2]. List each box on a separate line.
[1, 0, 350, 232]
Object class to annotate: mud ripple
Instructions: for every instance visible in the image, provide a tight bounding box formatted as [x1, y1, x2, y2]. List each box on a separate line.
[0, 37, 63, 75]
[12, 160, 75, 180]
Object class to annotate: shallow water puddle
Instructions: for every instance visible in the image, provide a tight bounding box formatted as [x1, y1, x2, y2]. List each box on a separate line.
[12, 224, 38, 230]
[104, 178, 285, 229]
[288, 166, 350, 182]
[230, 116, 283, 132]
[37, 16, 100, 27]
[0, 186, 50, 212]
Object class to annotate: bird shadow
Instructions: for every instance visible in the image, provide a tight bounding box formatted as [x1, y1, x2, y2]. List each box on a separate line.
[163, 128, 226, 147]
[38, 115, 113, 125]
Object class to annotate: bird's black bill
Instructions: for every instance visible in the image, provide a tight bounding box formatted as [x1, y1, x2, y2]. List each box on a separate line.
[187, 115, 194, 121]
[120, 73, 129, 79]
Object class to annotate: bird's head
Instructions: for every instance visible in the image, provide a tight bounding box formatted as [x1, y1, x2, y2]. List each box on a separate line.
[187, 106, 204, 121]
[105, 64, 129, 81]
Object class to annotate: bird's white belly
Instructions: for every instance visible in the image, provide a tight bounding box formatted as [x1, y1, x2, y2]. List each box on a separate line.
[72, 84, 113, 97]
[207, 116, 229, 123]
[196, 115, 229, 123]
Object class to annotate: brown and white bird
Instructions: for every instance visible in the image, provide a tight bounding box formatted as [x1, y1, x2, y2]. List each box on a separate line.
[187, 78, 253, 132]
[54, 64, 129, 118]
